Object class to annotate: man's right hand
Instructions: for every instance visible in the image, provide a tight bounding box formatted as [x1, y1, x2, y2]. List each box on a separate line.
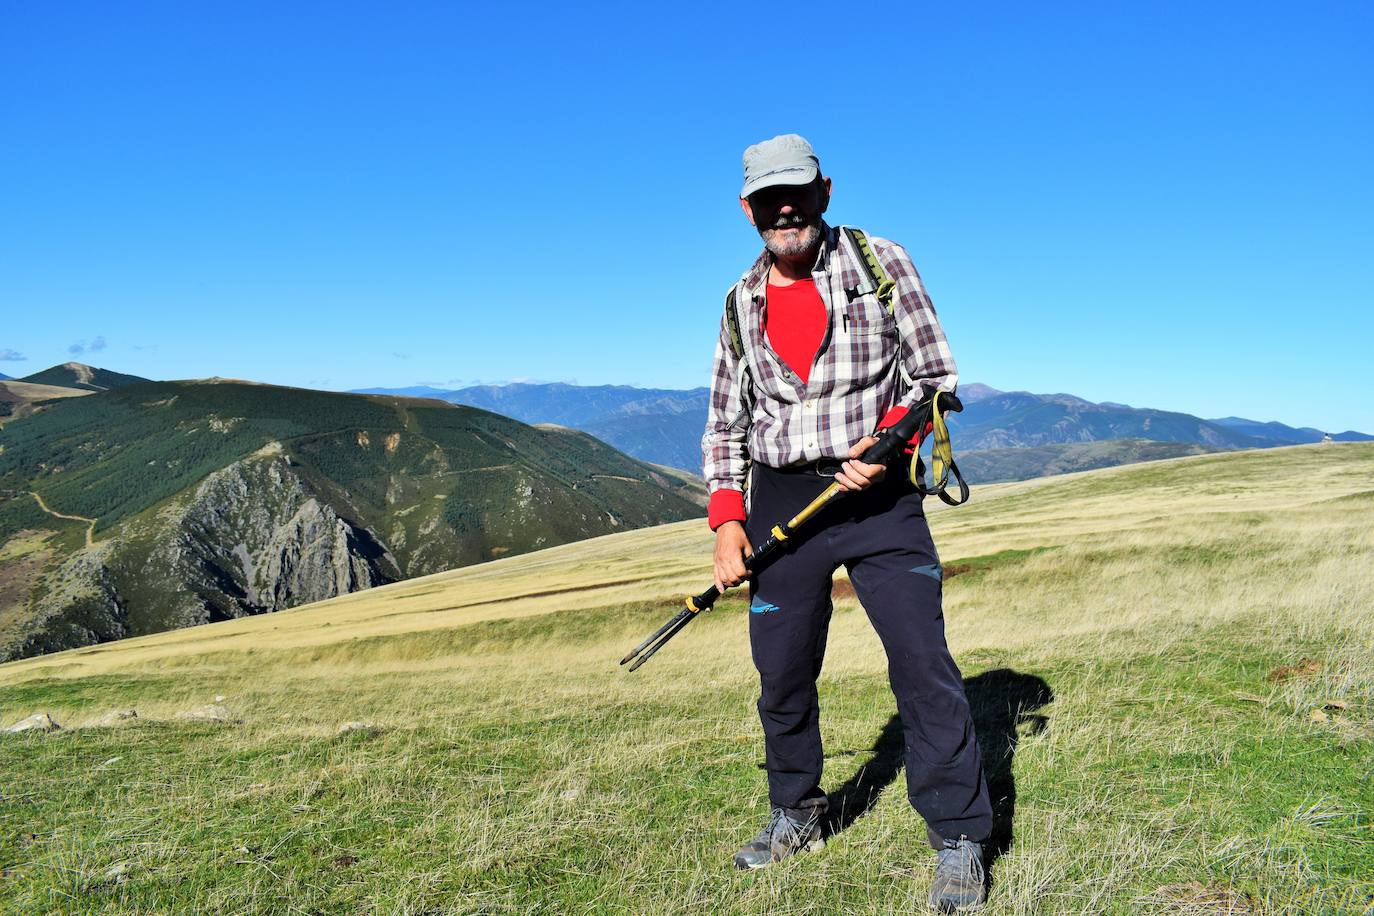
[713, 521, 752, 594]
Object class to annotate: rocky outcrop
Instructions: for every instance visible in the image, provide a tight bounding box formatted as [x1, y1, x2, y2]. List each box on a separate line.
[13, 541, 128, 657]
[257, 500, 389, 609]
[162, 449, 399, 623]
[5, 451, 400, 660]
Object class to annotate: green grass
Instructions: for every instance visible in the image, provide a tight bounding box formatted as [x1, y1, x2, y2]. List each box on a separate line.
[0, 611, 1368, 913]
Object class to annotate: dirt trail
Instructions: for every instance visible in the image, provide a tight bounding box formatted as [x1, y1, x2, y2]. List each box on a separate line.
[28, 491, 96, 547]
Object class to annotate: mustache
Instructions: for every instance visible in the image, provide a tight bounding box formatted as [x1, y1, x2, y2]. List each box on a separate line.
[770, 212, 813, 229]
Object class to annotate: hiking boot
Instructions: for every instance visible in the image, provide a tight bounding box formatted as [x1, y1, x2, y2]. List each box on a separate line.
[732, 806, 825, 870]
[928, 836, 986, 912]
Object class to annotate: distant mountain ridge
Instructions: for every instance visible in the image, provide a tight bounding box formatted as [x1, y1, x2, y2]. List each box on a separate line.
[356, 381, 1371, 475]
[1208, 415, 1370, 444]
[353, 383, 711, 470]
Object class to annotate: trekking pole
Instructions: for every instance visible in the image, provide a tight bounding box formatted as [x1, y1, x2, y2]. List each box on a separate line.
[620, 393, 961, 672]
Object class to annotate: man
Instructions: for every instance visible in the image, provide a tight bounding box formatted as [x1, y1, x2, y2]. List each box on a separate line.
[701, 134, 992, 912]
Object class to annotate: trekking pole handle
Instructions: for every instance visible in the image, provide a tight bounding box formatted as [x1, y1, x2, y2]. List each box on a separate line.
[857, 403, 925, 466]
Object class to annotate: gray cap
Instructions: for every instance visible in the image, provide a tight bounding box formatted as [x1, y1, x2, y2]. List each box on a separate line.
[741, 134, 820, 198]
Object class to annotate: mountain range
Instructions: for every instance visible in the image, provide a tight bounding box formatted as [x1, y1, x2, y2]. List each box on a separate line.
[0, 368, 702, 661]
[355, 381, 1371, 477]
[353, 383, 711, 471]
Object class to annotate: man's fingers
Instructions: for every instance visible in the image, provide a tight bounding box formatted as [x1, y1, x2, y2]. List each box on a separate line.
[715, 566, 734, 592]
[854, 459, 886, 481]
[848, 435, 879, 459]
[728, 553, 748, 586]
[835, 459, 886, 491]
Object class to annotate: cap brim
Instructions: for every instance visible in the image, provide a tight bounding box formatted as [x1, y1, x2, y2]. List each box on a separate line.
[741, 164, 818, 199]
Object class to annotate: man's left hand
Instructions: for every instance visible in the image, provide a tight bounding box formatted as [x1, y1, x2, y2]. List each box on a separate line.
[835, 435, 886, 492]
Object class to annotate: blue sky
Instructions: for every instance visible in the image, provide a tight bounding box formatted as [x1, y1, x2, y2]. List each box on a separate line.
[3, 2, 1371, 432]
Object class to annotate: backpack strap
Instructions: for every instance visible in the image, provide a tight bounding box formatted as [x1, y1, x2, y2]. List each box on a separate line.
[723, 285, 755, 431]
[724, 286, 746, 362]
[842, 226, 896, 314]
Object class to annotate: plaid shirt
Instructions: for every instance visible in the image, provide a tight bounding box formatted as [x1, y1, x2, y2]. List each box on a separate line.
[701, 222, 958, 499]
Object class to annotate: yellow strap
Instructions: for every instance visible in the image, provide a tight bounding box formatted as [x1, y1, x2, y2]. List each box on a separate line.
[848, 229, 897, 312]
[930, 392, 954, 486]
[771, 524, 789, 542]
[909, 391, 955, 489]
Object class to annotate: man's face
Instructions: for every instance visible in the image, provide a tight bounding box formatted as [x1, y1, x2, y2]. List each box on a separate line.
[741, 177, 832, 259]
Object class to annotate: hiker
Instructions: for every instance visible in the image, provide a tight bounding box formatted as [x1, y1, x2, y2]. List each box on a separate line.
[701, 134, 993, 911]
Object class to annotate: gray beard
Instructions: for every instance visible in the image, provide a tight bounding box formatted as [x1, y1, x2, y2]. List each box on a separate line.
[761, 221, 822, 259]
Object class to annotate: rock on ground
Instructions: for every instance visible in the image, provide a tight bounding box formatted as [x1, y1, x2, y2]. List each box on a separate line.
[175, 704, 236, 723]
[4, 712, 60, 733]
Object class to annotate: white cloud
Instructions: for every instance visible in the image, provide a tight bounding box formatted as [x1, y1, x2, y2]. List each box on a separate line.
[68, 336, 108, 356]
[0, 349, 25, 361]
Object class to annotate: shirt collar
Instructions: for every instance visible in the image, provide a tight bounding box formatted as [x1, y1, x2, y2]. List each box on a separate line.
[742, 221, 838, 299]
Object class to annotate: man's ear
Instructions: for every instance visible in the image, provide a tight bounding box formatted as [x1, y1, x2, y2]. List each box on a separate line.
[739, 195, 757, 227]
[819, 176, 833, 214]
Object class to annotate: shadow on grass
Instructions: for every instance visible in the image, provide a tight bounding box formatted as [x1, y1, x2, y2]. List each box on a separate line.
[823, 668, 1053, 866]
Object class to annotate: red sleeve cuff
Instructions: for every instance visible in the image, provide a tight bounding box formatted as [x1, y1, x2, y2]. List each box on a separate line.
[707, 488, 747, 531]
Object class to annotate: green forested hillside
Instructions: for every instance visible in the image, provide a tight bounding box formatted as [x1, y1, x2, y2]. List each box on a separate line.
[0, 381, 700, 539]
[0, 381, 705, 660]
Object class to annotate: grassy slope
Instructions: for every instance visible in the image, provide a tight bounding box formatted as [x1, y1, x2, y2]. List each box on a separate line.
[0, 444, 1371, 913]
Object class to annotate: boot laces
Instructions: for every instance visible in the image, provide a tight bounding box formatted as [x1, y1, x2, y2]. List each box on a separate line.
[936, 838, 985, 887]
[755, 807, 805, 848]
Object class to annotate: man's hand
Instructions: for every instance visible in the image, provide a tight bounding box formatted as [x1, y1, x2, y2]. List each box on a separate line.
[713, 521, 752, 594]
[835, 435, 887, 492]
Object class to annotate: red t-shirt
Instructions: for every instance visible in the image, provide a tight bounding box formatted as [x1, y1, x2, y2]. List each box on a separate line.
[763, 279, 827, 385]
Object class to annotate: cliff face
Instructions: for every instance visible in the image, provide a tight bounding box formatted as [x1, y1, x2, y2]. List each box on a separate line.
[7, 449, 399, 659]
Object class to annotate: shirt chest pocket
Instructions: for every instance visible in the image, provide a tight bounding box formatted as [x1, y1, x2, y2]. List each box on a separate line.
[834, 295, 900, 387]
[840, 298, 897, 338]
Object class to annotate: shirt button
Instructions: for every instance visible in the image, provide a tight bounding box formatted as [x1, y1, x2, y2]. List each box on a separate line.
[806, 441, 816, 449]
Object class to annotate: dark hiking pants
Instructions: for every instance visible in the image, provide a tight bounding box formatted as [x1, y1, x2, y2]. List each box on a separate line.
[744, 461, 993, 847]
